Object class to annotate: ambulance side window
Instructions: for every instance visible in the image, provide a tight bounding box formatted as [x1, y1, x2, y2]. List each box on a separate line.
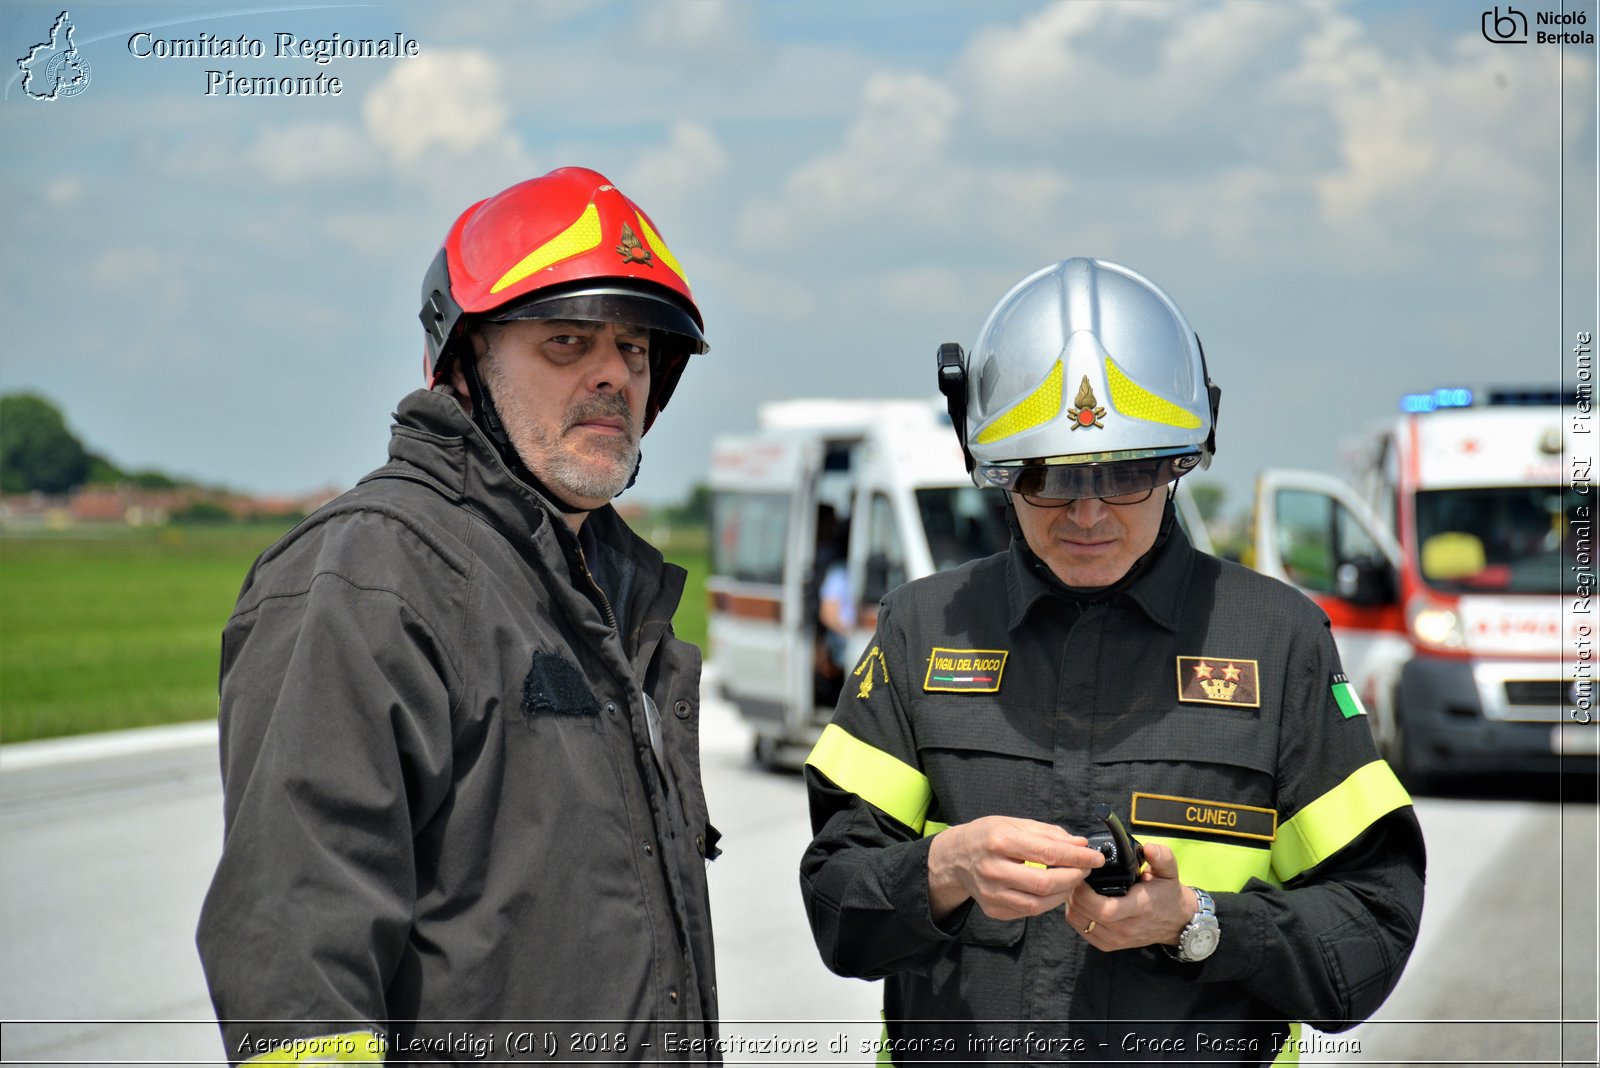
[711, 492, 789, 585]
[1274, 489, 1388, 599]
[1274, 489, 1336, 593]
[861, 493, 906, 604]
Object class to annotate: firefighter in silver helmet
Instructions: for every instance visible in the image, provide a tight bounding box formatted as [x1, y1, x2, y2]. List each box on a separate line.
[801, 258, 1425, 1063]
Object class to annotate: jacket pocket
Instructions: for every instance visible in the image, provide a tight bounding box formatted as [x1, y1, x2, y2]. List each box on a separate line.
[913, 702, 1053, 830]
[1093, 704, 1274, 773]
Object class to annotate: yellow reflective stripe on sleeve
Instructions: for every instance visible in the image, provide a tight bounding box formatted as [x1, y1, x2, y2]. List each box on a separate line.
[806, 723, 931, 834]
[922, 820, 950, 837]
[973, 360, 1064, 445]
[1273, 1021, 1301, 1065]
[491, 202, 603, 294]
[1105, 357, 1203, 429]
[1138, 835, 1277, 893]
[1271, 760, 1412, 883]
[240, 1030, 385, 1064]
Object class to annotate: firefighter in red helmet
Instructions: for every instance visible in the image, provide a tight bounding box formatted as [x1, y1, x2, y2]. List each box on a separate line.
[199, 168, 721, 1063]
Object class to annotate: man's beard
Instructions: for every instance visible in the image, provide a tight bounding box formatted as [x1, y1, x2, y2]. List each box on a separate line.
[487, 365, 640, 504]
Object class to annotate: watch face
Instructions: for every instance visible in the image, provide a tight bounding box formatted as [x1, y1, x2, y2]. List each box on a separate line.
[1185, 925, 1220, 960]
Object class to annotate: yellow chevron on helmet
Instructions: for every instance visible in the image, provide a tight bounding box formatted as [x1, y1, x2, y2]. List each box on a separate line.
[973, 360, 1062, 445]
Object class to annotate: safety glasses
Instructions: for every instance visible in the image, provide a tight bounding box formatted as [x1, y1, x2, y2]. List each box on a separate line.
[978, 454, 1199, 508]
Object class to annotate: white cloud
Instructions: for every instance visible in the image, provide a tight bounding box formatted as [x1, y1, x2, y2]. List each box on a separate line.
[740, 71, 1068, 252]
[44, 176, 84, 207]
[1296, 23, 1584, 255]
[362, 49, 511, 164]
[248, 122, 373, 185]
[621, 121, 730, 204]
[939, 0, 1589, 270]
[637, 0, 748, 51]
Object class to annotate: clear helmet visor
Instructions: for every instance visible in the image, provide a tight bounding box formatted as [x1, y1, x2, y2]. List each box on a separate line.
[487, 284, 708, 354]
[977, 453, 1200, 501]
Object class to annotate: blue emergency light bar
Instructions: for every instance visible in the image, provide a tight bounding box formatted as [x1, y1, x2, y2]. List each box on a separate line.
[1485, 388, 1577, 406]
[1400, 388, 1473, 412]
[1399, 387, 1575, 412]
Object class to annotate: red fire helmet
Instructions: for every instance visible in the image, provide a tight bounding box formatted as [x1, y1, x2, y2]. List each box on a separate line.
[419, 166, 708, 433]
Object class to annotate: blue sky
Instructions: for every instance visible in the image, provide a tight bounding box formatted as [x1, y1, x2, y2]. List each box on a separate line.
[2, 0, 1595, 512]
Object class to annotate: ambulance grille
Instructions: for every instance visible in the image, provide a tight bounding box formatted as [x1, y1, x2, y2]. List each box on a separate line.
[1503, 680, 1570, 707]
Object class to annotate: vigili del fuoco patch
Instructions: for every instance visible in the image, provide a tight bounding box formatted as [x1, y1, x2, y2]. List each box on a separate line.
[1131, 792, 1278, 842]
[923, 647, 1008, 693]
[1176, 656, 1261, 708]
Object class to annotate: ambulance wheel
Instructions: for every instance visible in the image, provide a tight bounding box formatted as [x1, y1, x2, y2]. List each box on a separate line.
[753, 734, 779, 769]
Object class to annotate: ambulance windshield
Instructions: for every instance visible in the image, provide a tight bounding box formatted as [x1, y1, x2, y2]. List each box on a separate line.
[917, 487, 1012, 572]
[1415, 485, 1586, 595]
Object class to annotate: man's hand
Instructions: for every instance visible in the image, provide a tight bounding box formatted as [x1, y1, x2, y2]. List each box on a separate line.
[928, 816, 1105, 921]
[1064, 841, 1196, 951]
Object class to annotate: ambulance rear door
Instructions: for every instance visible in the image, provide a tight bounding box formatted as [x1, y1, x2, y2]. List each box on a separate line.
[708, 432, 823, 741]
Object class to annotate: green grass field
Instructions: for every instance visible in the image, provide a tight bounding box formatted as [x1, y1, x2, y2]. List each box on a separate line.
[0, 519, 710, 745]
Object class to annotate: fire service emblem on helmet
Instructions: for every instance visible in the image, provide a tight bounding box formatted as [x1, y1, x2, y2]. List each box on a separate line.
[615, 223, 654, 267]
[1070, 376, 1107, 430]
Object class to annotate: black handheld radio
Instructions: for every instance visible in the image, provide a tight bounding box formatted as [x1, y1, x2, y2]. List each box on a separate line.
[1084, 803, 1146, 897]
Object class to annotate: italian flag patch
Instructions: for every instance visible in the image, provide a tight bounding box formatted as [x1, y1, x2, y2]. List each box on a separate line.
[1331, 673, 1367, 719]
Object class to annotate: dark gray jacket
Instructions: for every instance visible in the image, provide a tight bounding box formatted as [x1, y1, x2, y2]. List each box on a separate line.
[197, 388, 719, 1064]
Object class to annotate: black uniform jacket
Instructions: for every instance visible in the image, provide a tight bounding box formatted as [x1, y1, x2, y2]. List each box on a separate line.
[197, 388, 720, 1064]
[801, 526, 1425, 1064]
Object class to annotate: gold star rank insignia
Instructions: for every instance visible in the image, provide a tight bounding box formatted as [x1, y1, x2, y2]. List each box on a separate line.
[1177, 656, 1261, 708]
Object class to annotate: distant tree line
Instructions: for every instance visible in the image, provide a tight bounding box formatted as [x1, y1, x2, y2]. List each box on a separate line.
[1, 392, 182, 495]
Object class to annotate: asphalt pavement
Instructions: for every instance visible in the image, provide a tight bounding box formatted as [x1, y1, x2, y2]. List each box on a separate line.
[1, 685, 1595, 1067]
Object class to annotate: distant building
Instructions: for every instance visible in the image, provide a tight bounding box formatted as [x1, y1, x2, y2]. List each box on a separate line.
[0, 484, 347, 529]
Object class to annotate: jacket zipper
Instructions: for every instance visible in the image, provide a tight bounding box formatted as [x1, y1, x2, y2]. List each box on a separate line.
[574, 546, 618, 632]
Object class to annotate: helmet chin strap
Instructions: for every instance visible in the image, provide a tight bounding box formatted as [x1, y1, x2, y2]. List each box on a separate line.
[459, 353, 596, 517]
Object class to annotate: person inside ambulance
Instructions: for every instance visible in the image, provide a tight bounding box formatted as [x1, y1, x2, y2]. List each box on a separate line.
[801, 258, 1425, 1062]
[197, 167, 720, 1063]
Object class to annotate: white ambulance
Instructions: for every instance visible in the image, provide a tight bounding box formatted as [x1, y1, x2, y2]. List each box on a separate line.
[709, 397, 1212, 766]
[1250, 388, 1593, 788]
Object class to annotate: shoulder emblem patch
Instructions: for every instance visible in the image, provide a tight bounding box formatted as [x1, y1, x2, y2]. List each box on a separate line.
[1176, 656, 1260, 708]
[1131, 792, 1278, 842]
[853, 645, 889, 700]
[1331, 673, 1367, 718]
[924, 647, 1008, 693]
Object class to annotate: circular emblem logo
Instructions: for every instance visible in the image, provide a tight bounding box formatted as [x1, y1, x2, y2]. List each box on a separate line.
[44, 51, 92, 98]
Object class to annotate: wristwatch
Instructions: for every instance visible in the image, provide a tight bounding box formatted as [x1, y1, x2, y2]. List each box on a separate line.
[1172, 886, 1220, 962]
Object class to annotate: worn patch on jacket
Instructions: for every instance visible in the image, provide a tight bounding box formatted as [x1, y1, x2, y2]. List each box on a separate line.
[1176, 656, 1260, 708]
[1131, 792, 1278, 842]
[923, 647, 1008, 693]
[522, 651, 599, 717]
